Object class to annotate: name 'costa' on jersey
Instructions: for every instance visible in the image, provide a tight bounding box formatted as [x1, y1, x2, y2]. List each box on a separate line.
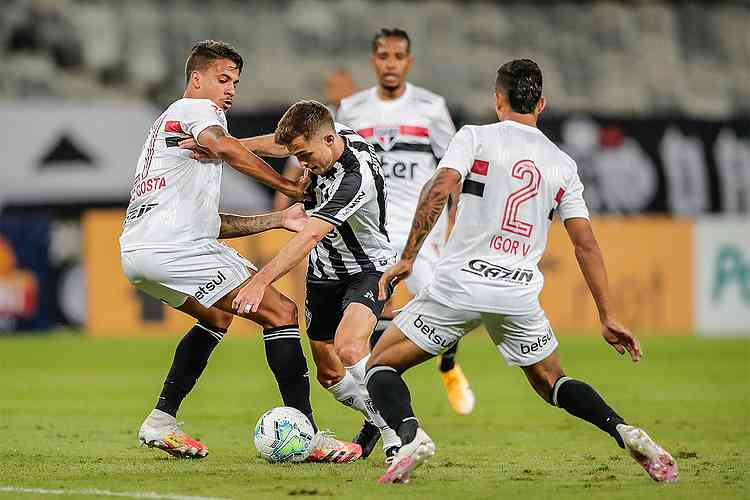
[426, 120, 590, 315]
[336, 83, 456, 246]
[120, 98, 228, 251]
[305, 123, 397, 281]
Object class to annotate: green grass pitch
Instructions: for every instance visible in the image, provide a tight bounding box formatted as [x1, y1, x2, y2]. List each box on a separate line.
[0, 331, 747, 500]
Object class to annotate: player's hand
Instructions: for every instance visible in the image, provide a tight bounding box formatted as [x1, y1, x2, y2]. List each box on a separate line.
[178, 138, 217, 160]
[281, 203, 309, 232]
[378, 258, 414, 300]
[288, 169, 312, 201]
[601, 318, 642, 362]
[232, 276, 268, 315]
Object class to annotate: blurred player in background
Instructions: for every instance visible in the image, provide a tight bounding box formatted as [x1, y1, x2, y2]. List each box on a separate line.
[120, 41, 360, 462]
[365, 59, 678, 484]
[335, 29, 474, 456]
[272, 67, 357, 211]
[228, 100, 404, 463]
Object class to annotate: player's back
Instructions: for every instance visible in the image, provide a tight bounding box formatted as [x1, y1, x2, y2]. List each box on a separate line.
[427, 120, 589, 315]
[120, 98, 228, 251]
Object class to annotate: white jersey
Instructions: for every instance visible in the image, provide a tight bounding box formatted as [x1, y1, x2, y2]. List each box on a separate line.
[119, 98, 228, 251]
[426, 120, 590, 315]
[336, 83, 456, 247]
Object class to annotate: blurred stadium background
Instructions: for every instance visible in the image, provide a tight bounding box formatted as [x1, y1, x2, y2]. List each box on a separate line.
[0, 0, 746, 338]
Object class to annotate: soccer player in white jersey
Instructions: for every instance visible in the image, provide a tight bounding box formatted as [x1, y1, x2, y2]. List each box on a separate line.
[119, 41, 360, 462]
[229, 100, 403, 463]
[336, 29, 475, 430]
[364, 59, 678, 484]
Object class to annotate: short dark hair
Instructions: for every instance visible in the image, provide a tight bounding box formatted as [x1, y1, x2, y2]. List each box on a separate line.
[495, 59, 543, 114]
[275, 100, 335, 146]
[372, 28, 411, 53]
[185, 40, 243, 84]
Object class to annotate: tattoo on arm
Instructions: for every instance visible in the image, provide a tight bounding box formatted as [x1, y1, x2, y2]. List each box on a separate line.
[218, 212, 283, 239]
[199, 125, 227, 143]
[402, 169, 458, 260]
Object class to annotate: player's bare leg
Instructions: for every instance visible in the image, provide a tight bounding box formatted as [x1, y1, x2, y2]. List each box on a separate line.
[522, 351, 678, 482]
[365, 325, 435, 483]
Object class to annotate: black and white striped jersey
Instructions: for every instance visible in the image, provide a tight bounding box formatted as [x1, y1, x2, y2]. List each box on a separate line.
[305, 123, 396, 281]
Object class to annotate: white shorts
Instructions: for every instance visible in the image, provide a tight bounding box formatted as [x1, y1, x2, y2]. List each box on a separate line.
[394, 290, 558, 366]
[392, 239, 441, 295]
[120, 241, 256, 308]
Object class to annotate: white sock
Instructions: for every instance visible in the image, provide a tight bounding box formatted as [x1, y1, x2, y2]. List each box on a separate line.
[346, 355, 402, 450]
[327, 371, 369, 415]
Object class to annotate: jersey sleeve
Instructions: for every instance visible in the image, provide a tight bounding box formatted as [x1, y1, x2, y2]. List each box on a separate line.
[436, 126, 474, 180]
[181, 100, 227, 143]
[310, 170, 373, 226]
[557, 163, 590, 221]
[430, 98, 457, 160]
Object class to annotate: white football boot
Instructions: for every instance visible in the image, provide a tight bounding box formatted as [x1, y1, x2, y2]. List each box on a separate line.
[377, 428, 435, 484]
[617, 424, 678, 482]
[138, 409, 208, 458]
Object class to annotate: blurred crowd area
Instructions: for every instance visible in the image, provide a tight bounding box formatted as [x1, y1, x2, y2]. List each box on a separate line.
[2, 0, 749, 120]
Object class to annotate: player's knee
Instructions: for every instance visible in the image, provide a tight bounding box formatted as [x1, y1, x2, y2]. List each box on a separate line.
[207, 310, 233, 331]
[261, 294, 298, 329]
[274, 294, 298, 326]
[334, 342, 364, 367]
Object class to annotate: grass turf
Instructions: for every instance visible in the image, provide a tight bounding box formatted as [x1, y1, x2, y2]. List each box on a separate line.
[0, 332, 747, 500]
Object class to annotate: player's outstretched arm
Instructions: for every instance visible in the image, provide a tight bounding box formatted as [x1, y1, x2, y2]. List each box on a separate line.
[196, 126, 308, 199]
[232, 217, 333, 314]
[564, 217, 642, 362]
[218, 203, 309, 238]
[378, 167, 462, 299]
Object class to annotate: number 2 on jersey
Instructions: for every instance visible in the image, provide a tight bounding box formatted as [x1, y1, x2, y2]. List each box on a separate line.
[500, 160, 541, 238]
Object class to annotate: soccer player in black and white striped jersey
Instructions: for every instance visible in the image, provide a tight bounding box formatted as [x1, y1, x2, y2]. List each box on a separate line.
[231, 100, 403, 462]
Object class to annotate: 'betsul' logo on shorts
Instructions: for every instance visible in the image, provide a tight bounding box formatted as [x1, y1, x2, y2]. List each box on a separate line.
[520, 329, 553, 355]
[195, 271, 227, 300]
[413, 315, 453, 349]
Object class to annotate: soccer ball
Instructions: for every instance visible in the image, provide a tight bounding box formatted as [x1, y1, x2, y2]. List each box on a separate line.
[253, 406, 315, 463]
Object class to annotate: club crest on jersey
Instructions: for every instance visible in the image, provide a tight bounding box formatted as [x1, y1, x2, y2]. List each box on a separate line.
[373, 126, 400, 151]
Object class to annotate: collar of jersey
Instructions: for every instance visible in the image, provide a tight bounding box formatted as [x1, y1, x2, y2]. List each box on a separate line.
[500, 119, 543, 134]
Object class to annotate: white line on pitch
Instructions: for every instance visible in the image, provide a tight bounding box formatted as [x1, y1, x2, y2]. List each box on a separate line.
[0, 486, 228, 500]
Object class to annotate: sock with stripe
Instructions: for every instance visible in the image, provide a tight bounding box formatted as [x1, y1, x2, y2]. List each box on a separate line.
[552, 377, 626, 448]
[346, 355, 401, 450]
[156, 322, 225, 417]
[326, 362, 400, 449]
[365, 365, 418, 444]
[263, 325, 317, 432]
[439, 341, 459, 372]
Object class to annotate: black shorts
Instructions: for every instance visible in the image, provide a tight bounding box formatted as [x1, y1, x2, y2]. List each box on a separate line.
[305, 272, 391, 342]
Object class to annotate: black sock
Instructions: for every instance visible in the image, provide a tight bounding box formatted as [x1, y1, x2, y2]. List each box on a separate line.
[263, 325, 317, 432]
[439, 342, 459, 372]
[553, 377, 626, 448]
[365, 365, 417, 444]
[156, 322, 225, 417]
[369, 319, 391, 350]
